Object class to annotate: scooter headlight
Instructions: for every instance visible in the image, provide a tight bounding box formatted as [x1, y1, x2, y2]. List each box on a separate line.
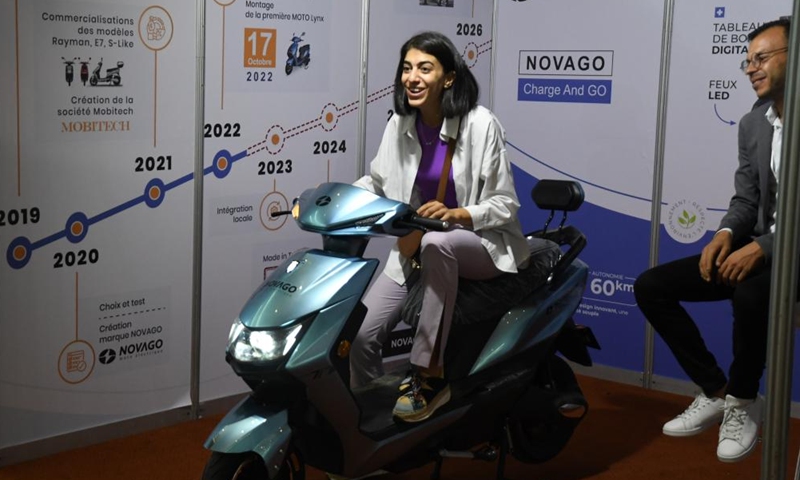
[227, 318, 304, 363]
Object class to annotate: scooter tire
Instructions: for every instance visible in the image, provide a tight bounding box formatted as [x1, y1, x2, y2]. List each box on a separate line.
[202, 451, 305, 480]
[112, 76, 121, 86]
[285, 64, 293, 75]
[89, 76, 98, 86]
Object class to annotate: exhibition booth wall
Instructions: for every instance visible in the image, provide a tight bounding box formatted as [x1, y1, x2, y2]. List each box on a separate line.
[0, 0, 797, 465]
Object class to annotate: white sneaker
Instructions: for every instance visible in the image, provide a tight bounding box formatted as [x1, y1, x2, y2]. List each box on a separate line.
[662, 392, 725, 437]
[717, 394, 763, 463]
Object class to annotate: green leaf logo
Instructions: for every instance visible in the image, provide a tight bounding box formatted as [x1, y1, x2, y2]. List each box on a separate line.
[678, 210, 696, 229]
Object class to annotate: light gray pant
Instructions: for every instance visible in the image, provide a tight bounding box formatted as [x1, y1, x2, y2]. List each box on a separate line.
[350, 228, 502, 388]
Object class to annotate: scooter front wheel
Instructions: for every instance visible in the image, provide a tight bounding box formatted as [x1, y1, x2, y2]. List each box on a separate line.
[202, 451, 305, 480]
[285, 64, 293, 75]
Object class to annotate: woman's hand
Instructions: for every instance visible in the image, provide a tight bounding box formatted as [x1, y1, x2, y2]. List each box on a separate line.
[417, 200, 473, 227]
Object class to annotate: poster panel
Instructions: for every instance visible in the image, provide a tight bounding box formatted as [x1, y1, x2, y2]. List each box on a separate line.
[493, 0, 665, 370]
[365, 0, 495, 358]
[657, 0, 798, 396]
[0, 0, 196, 447]
[199, 0, 363, 400]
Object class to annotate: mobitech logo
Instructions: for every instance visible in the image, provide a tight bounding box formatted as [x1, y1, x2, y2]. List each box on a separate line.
[519, 50, 614, 77]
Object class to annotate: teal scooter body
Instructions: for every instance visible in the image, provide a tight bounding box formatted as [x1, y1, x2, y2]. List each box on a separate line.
[202, 181, 597, 480]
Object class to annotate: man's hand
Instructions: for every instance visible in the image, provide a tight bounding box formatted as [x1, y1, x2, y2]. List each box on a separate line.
[417, 201, 473, 227]
[717, 241, 764, 286]
[699, 231, 733, 282]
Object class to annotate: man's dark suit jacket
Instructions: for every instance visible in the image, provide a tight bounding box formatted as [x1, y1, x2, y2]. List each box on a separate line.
[719, 101, 777, 262]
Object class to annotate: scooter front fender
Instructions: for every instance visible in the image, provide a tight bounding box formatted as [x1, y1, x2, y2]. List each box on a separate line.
[204, 396, 292, 478]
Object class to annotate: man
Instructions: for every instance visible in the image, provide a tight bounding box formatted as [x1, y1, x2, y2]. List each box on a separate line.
[634, 17, 792, 463]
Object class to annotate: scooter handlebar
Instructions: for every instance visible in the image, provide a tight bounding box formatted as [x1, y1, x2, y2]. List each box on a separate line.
[395, 215, 449, 232]
[270, 210, 292, 218]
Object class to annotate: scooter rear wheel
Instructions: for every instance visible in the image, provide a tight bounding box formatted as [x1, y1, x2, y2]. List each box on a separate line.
[202, 451, 305, 480]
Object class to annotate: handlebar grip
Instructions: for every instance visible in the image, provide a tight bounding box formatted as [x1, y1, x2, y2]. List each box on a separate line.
[409, 215, 449, 231]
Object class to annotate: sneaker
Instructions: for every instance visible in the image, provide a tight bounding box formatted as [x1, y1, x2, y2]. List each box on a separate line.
[393, 374, 450, 423]
[662, 392, 725, 437]
[398, 369, 414, 394]
[717, 394, 763, 463]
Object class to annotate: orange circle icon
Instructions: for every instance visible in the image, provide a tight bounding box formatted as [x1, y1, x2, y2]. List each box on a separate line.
[149, 186, 161, 200]
[468, 50, 475, 60]
[271, 134, 281, 146]
[13, 245, 25, 261]
[217, 157, 229, 170]
[71, 222, 84, 236]
[138, 6, 174, 52]
[58, 340, 96, 385]
[326, 112, 334, 123]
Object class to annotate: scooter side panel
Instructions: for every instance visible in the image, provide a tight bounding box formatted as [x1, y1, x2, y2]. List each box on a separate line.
[239, 250, 378, 329]
[470, 260, 589, 375]
[285, 294, 362, 374]
[204, 396, 291, 478]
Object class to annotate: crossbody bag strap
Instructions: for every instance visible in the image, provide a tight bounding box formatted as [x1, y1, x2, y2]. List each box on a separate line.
[397, 121, 460, 261]
[436, 136, 457, 202]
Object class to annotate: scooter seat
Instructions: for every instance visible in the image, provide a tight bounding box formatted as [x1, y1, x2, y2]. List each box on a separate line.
[401, 236, 561, 328]
[452, 237, 560, 326]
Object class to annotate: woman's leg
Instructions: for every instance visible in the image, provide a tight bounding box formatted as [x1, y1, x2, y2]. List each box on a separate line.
[394, 229, 502, 422]
[410, 228, 502, 370]
[350, 273, 408, 388]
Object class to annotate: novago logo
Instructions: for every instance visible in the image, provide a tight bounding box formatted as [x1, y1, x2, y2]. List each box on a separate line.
[266, 280, 298, 293]
[517, 49, 614, 104]
[519, 50, 613, 77]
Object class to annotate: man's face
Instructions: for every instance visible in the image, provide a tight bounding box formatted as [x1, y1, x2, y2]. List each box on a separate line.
[745, 26, 788, 101]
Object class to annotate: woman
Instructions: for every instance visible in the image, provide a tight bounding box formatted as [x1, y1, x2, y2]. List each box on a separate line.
[351, 31, 530, 423]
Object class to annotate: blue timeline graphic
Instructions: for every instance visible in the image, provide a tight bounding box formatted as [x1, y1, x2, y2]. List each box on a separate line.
[5, 38, 493, 270]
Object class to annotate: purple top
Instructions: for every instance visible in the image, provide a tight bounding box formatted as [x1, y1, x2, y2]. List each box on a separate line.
[411, 117, 458, 209]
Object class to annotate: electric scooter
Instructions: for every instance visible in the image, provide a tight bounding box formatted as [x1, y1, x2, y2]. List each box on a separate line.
[285, 33, 310, 76]
[203, 180, 599, 480]
[61, 57, 76, 86]
[80, 58, 91, 86]
[89, 58, 124, 86]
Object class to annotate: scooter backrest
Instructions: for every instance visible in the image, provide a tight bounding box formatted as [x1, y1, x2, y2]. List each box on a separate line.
[531, 180, 584, 212]
[527, 179, 587, 280]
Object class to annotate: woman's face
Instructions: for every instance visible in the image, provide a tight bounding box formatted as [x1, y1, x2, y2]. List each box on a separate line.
[401, 48, 454, 122]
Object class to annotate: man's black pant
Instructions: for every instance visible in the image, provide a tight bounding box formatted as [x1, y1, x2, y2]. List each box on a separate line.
[634, 253, 785, 400]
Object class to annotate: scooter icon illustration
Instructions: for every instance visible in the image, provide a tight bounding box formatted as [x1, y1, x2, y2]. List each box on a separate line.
[80, 58, 91, 86]
[90, 57, 124, 86]
[61, 57, 76, 86]
[285, 32, 310, 75]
